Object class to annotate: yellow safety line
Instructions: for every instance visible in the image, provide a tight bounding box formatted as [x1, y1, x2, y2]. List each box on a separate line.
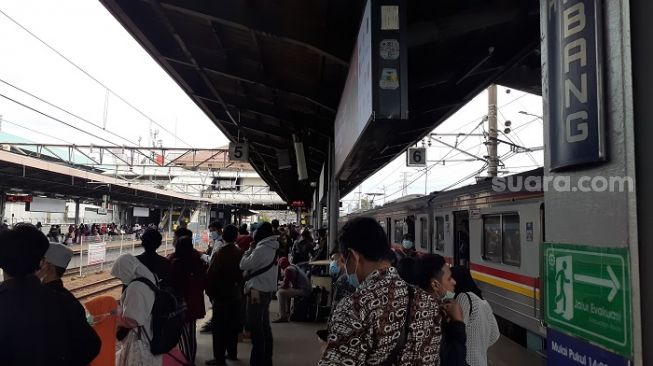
[471, 270, 541, 300]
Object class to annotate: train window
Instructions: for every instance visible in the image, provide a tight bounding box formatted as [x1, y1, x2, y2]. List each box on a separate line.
[483, 213, 521, 266]
[502, 214, 521, 266]
[394, 220, 404, 243]
[379, 220, 386, 234]
[483, 215, 502, 262]
[435, 216, 444, 252]
[419, 217, 428, 249]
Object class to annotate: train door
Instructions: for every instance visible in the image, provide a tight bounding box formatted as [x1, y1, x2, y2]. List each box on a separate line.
[406, 215, 415, 241]
[453, 210, 470, 267]
[386, 217, 392, 243]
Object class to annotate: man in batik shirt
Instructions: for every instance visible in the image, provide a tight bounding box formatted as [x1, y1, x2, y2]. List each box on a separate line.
[318, 217, 443, 366]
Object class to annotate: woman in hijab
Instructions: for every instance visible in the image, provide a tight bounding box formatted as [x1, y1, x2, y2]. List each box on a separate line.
[450, 266, 500, 366]
[111, 253, 163, 366]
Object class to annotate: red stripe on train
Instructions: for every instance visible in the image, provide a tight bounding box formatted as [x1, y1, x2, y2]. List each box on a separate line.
[469, 263, 539, 287]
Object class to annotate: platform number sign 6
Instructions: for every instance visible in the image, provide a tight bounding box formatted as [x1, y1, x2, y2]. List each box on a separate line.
[229, 143, 249, 162]
[407, 147, 426, 167]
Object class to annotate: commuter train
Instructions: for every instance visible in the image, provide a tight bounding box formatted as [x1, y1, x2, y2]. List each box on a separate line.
[342, 168, 545, 350]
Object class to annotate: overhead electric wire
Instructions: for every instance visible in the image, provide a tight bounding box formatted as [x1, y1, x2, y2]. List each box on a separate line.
[0, 78, 138, 146]
[1, 118, 73, 144]
[441, 165, 489, 191]
[0, 91, 121, 146]
[0, 8, 193, 147]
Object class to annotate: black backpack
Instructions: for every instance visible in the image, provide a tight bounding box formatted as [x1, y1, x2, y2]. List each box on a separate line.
[131, 277, 186, 355]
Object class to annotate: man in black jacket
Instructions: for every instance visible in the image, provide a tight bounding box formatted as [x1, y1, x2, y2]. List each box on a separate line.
[206, 224, 243, 365]
[136, 228, 172, 288]
[0, 223, 101, 366]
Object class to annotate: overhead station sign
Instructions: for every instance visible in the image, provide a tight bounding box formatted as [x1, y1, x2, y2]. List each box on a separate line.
[334, 0, 408, 178]
[547, 0, 606, 170]
[544, 243, 632, 357]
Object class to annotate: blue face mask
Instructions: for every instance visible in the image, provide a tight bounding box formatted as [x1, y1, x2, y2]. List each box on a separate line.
[402, 240, 414, 249]
[347, 273, 360, 288]
[344, 254, 360, 288]
[329, 261, 340, 277]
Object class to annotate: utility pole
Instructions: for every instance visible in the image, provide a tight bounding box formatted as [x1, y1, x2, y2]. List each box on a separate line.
[401, 172, 409, 196]
[487, 84, 499, 177]
[424, 167, 428, 194]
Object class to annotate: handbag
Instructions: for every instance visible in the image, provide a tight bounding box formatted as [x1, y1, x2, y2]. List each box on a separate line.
[382, 286, 415, 366]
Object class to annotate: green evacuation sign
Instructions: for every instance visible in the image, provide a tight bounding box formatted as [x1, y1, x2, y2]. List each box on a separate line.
[544, 243, 632, 357]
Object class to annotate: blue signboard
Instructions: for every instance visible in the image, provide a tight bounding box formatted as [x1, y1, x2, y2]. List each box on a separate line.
[547, 328, 631, 366]
[547, 0, 605, 170]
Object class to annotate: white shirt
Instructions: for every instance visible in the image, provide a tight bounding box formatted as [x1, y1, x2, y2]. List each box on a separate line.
[456, 292, 500, 366]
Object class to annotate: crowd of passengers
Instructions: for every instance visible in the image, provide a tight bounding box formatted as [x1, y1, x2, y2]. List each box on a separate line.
[38, 221, 159, 244]
[0, 216, 498, 366]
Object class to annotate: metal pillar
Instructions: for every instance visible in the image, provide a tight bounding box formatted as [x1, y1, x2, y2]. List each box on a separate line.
[328, 141, 340, 252]
[0, 192, 5, 223]
[168, 204, 173, 238]
[74, 198, 80, 226]
[487, 84, 498, 177]
[631, 1, 652, 364]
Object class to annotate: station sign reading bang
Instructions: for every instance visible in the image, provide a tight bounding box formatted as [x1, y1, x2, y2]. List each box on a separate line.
[547, 0, 606, 170]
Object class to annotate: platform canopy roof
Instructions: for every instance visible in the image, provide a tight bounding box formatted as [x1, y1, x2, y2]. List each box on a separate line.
[100, 0, 541, 204]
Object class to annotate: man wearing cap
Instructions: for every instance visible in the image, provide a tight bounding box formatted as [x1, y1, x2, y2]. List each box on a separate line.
[37, 242, 78, 305]
[0, 224, 100, 365]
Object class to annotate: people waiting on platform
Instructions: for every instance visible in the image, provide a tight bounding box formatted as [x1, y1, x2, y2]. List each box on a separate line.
[271, 219, 289, 257]
[236, 224, 253, 252]
[240, 222, 279, 366]
[313, 228, 328, 261]
[168, 235, 208, 364]
[47, 225, 61, 243]
[273, 257, 311, 323]
[206, 224, 244, 366]
[291, 229, 315, 271]
[0, 223, 100, 366]
[327, 251, 356, 309]
[199, 223, 221, 334]
[318, 217, 443, 365]
[399, 254, 467, 366]
[136, 228, 172, 289]
[111, 254, 163, 366]
[451, 265, 500, 366]
[203, 222, 223, 264]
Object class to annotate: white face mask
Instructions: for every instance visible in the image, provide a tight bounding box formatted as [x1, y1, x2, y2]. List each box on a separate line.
[442, 291, 456, 301]
[210, 231, 219, 241]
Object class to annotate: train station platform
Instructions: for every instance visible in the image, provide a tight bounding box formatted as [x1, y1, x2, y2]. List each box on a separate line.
[193, 300, 545, 365]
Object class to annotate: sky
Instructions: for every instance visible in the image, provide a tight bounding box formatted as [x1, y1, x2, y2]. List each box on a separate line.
[0, 1, 544, 212]
[340, 85, 544, 213]
[0, 0, 227, 149]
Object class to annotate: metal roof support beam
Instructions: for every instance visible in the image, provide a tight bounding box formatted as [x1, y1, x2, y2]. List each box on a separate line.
[194, 94, 332, 137]
[148, 1, 288, 200]
[164, 56, 337, 113]
[158, 0, 349, 67]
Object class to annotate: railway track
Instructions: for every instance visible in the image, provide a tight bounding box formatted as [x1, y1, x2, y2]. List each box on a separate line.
[70, 277, 123, 301]
[63, 247, 173, 278]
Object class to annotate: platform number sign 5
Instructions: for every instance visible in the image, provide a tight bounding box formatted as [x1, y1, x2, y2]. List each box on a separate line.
[407, 147, 426, 167]
[229, 143, 249, 162]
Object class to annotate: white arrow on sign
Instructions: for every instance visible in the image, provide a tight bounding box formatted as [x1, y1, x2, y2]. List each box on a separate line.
[573, 265, 620, 302]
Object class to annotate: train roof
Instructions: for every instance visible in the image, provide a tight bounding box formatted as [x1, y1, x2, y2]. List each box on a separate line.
[343, 168, 543, 218]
